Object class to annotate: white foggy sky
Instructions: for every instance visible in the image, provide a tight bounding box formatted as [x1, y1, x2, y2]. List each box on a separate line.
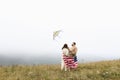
[0, 0, 120, 59]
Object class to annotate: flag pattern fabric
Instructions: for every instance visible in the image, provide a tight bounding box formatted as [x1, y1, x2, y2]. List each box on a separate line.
[63, 54, 78, 69]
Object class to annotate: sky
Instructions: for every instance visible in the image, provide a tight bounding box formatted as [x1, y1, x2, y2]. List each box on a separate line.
[0, 0, 120, 63]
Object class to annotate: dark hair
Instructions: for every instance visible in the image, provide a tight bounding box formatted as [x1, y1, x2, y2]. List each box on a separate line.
[62, 44, 69, 50]
[73, 42, 76, 45]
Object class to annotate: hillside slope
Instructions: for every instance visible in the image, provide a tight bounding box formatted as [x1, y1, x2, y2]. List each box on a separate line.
[0, 60, 120, 80]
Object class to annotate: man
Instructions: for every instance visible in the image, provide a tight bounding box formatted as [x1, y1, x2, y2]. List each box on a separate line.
[70, 42, 78, 62]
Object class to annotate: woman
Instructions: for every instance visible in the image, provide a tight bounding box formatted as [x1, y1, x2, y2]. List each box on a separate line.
[61, 44, 70, 71]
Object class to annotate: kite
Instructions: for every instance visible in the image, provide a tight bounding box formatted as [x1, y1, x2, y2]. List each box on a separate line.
[53, 30, 62, 40]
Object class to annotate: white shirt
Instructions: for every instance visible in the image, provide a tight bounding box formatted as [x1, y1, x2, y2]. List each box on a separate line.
[62, 48, 69, 56]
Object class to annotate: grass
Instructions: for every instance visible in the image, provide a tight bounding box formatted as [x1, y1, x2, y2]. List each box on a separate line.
[0, 60, 120, 80]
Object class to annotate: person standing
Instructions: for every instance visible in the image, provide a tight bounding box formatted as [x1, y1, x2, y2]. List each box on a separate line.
[70, 42, 78, 62]
[61, 44, 70, 71]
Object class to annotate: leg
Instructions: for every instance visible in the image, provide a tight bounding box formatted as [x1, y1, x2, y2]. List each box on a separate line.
[64, 65, 67, 71]
[74, 56, 77, 62]
[61, 59, 64, 71]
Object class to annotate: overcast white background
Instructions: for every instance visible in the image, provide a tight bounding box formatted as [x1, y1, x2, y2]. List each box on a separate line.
[0, 0, 120, 63]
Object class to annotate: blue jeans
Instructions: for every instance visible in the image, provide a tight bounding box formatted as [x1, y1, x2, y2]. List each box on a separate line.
[74, 56, 77, 62]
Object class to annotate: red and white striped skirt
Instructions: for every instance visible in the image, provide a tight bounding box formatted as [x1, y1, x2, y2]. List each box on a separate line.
[63, 54, 78, 69]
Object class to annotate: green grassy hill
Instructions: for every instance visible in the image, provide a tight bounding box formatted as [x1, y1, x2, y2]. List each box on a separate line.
[0, 60, 120, 80]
